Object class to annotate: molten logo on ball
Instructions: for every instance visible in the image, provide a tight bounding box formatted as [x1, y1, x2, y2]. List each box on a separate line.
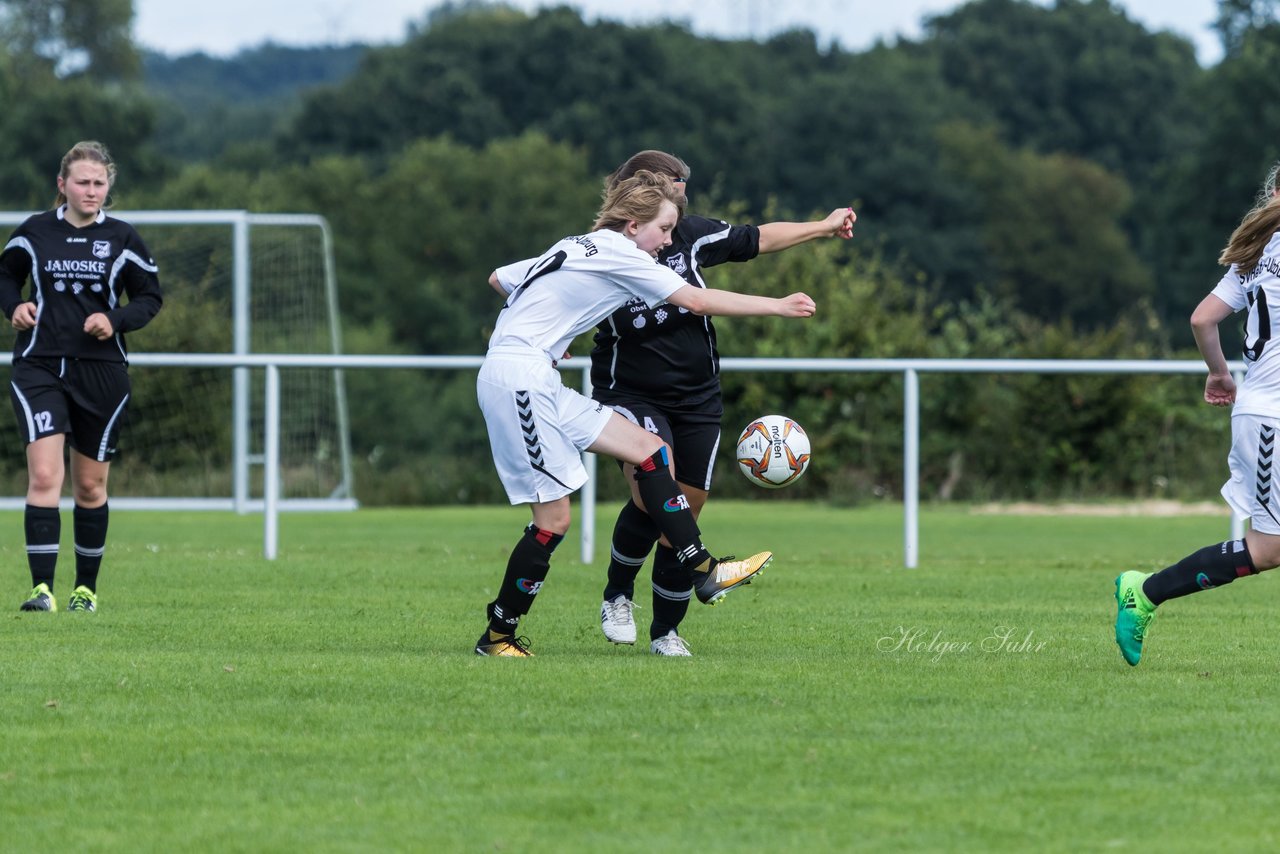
[735, 414, 811, 489]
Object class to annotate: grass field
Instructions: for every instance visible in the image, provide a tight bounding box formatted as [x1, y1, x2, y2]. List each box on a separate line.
[3, 501, 1279, 852]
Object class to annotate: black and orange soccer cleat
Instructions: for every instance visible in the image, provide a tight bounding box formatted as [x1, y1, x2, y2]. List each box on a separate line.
[474, 630, 534, 657]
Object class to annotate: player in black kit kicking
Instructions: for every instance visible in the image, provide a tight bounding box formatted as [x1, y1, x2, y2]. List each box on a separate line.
[592, 151, 855, 655]
[0, 141, 163, 613]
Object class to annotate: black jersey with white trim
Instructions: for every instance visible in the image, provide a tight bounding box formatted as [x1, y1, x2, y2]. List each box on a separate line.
[589, 214, 760, 404]
[0, 207, 163, 362]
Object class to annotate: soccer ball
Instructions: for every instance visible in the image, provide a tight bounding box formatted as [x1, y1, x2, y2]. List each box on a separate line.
[735, 414, 811, 489]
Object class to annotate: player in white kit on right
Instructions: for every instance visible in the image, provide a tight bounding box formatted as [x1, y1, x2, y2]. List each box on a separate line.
[474, 171, 816, 656]
[1115, 162, 1280, 666]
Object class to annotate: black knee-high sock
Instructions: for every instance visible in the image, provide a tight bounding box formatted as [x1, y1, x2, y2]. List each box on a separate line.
[603, 500, 658, 601]
[24, 504, 60, 590]
[650, 544, 692, 641]
[74, 503, 109, 592]
[632, 448, 711, 570]
[487, 524, 564, 635]
[1143, 539, 1258, 606]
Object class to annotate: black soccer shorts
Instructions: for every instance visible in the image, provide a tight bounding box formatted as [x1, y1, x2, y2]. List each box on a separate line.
[9, 357, 132, 461]
[601, 395, 724, 492]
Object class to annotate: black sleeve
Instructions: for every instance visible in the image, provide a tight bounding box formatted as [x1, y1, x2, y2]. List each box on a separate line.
[106, 227, 163, 333]
[0, 226, 33, 319]
[680, 215, 761, 269]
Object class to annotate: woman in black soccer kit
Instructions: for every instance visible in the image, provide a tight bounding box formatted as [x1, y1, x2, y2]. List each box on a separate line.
[593, 150, 855, 655]
[0, 141, 163, 613]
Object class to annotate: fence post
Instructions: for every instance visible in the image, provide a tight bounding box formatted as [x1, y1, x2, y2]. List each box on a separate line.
[232, 212, 251, 514]
[264, 364, 280, 560]
[904, 368, 919, 568]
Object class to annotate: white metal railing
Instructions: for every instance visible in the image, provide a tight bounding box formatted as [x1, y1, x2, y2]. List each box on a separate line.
[0, 354, 1245, 562]
[721, 357, 1247, 566]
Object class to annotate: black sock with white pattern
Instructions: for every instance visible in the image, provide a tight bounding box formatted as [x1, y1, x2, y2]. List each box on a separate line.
[73, 503, 108, 593]
[604, 500, 657, 601]
[488, 524, 564, 635]
[1142, 539, 1257, 606]
[24, 504, 60, 591]
[650, 544, 692, 641]
[632, 448, 711, 571]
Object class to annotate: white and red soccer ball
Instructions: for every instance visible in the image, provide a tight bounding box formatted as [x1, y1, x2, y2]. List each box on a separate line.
[735, 414, 811, 489]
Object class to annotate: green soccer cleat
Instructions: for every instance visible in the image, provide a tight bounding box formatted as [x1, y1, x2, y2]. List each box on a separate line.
[1115, 570, 1157, 666]
[19, 583, 56, 612]
[67, 586, 97, 613]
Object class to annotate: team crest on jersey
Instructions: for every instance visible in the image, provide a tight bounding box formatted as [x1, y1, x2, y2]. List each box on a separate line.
[92, 240, 111, 258]
[666, 253, 687, 275]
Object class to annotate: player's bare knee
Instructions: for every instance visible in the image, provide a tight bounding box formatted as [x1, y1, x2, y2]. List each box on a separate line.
[1245, 531, 1280, 572]
[633, 434, 665, 464]
[539, 515, 571, 536]
[73, 484, 107, 507]
[531, 503, 572, 535]
[27, 466, 63, 495]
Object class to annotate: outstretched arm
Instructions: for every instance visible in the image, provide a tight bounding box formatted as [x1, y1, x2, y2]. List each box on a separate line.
[757, 207, 855, 254]
[1190, 293, 1237, 406]
[666, 284, 815, 318]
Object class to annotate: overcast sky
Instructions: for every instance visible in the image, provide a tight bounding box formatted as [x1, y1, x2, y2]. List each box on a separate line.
[132, 0, 1225, 66]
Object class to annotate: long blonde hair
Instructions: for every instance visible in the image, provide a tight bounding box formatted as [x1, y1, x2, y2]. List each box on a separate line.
[592, 170, 683, 232]
[54, 141, 117, 209]
[1220, 162, 1280, 274]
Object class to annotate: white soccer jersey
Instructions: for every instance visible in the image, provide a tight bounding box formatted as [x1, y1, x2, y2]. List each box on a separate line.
[489, 229, 686, 362]
[1211, 231, 1280, 416]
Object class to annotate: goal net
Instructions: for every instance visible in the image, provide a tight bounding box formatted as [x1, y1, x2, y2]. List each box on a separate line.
[0, 210, 354, 510]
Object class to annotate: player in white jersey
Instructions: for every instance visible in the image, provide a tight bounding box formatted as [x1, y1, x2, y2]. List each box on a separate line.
[474, 170, 816, 656]
[1115, 164, 1280, 665]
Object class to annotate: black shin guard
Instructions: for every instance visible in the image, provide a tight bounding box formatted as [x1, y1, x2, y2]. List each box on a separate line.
[73, 503, 109, 592]
[632, 448, 711, 569]
[650, 544, 692, 641]
[24, 504, 60, 589]
[604, 500, 658, 601]
[488, 524, 564, 634]
[1143, 539, 1257, 606]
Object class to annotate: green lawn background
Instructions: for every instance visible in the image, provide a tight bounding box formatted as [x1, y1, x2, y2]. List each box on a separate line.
[2, 503, 1277, 852]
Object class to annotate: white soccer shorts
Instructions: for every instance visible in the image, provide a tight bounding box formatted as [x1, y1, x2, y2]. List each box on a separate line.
[477, 352, 613, 505]
[1221, 412, 1280, 535]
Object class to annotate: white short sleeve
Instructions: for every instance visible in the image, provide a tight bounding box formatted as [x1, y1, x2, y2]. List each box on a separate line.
[493, 258, 535, 295]
[1210, 267, 1249, 312]
[612, 249, 685, 308]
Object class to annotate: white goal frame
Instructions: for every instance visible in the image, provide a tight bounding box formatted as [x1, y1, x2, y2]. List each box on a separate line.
[0, 209, 356, 513]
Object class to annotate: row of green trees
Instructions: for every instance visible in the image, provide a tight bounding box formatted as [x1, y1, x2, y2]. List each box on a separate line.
[0, 0, 1269, 503]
